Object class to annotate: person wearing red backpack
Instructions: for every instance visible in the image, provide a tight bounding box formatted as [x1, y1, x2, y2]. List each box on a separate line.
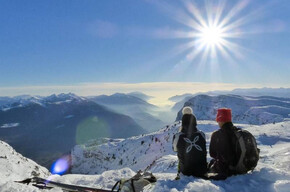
[208, 108, 259, 180]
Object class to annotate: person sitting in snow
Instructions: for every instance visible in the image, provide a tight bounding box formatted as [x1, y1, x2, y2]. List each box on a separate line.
[172, 106, 207, 179]
[209, 108, 260, 180]
[208, 108, 238, 180]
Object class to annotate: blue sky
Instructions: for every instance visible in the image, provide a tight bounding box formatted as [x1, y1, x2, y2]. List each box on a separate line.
[0, 0, 289, 97]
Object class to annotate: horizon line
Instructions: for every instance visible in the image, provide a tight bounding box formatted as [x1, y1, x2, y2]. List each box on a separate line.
[1, 82, 289, 106]
[0, 82, 289, 97]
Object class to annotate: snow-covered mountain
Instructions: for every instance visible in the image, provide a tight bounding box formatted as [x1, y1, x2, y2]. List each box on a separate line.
[169, 93, 195, 103]
[89, 93, 165, 132]
[0, 139, 135, 192]
[0, 93, 84, 111]
[70, 120, 290, 191]
[169, 88, 290, 104]
[89, 93, 154, 106]
[1, 119, 290, 191]
[0, 93, 146, 168]
[170, 88, 290, 112]
[0, 140, 50, 191]
[1, 92, 290, 191]
[0, 96, 17, 106]
[175, 94, 290, 124]
[127, 92, 153, 101]
[210, 87, 290, 98]
[171, 95, 195, 112]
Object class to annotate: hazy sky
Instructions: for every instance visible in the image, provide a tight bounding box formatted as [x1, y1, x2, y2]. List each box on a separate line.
[0, 0, 289, 97]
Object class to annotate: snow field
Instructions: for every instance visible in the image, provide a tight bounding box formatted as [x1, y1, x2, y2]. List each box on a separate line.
[0, 120, 289, 191]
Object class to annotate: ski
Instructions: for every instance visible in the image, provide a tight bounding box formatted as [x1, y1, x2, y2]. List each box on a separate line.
[16, 177, 114, 192]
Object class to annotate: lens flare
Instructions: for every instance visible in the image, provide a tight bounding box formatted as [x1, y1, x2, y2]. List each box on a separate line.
[50, 155, 71, 175]
[76, 116, 110, 144]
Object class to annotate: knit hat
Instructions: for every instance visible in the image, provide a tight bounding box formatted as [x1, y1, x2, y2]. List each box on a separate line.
[182, 106, 193, 115]
[181, 107, 197, 134]
[216, 108, 232, 122]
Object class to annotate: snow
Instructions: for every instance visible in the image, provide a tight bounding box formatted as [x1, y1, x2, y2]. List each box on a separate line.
[0, 182, 47, 192]
[0, 93, 85, 111]
[0, 123, 20, 128]
[2, 107, 12, 112]
[175, 95, 290, 125]
[64, 115, 74, 119]
[0, 121, 289, 191]
[55, 124, 65, 129]
[70, 120, 290, 191]
[0, 140, 50, 192]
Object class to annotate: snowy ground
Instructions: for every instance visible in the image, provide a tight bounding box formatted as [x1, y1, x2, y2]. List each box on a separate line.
[0, 121, 289, 192]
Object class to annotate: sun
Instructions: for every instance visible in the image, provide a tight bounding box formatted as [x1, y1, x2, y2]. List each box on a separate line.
[199, 25, 223, 47]
[153, 0, 254, 62]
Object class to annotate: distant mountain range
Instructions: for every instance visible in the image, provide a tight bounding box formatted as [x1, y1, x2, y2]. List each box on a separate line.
[0, 93, 146, 168]
[216, 87, 290, 98]
[176, 94, 290, 125]
[171, 87, 289, 105]
[88, 93, 165, 132]
[170, 87, 290, 112]
[88, 93, 153, 106]
[169, 94, 195, 103]
[127, 91, 153, 101]
[1, 88, 289, 169]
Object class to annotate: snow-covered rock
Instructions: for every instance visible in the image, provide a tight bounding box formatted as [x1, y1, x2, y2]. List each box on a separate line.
[0, 140, 51, 191]
[0, 140, 50, 184]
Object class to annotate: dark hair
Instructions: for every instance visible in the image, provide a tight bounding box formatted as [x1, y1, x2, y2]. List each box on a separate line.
[181, 114, 197, 136]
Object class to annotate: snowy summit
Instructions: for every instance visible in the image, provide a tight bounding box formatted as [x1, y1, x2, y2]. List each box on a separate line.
[1, 119, 289, 191]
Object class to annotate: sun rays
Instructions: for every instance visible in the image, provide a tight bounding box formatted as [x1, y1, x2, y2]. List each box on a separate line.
[153, 0, 258, 65]
[184, 0, 249, 62]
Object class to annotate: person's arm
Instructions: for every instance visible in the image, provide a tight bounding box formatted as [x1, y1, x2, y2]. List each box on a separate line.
[172, 133, 181, 152]
[209, 132, 218, 158]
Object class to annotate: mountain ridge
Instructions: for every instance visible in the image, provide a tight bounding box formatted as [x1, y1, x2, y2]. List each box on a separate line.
[0, 93, 146, 168]
[175, 94, 290, 125]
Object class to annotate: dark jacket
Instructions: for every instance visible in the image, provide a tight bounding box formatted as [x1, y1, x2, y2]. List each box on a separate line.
[173, 114, 207, 177]
[209, 122, 238, 179]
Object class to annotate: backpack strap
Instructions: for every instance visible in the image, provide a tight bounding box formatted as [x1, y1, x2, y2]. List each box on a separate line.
[196, 130, 206, 140]
[230, 130, 247, 172]
[224, 126, 240, 167]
